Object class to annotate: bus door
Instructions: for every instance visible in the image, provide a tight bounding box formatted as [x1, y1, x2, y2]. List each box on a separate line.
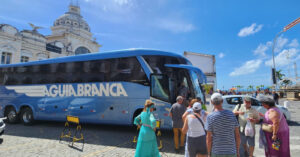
[165, 64, 206, 102]
[39, 97, 70, 121]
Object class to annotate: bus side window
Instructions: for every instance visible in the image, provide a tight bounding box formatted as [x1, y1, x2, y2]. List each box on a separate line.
[54, 63, 67, 83]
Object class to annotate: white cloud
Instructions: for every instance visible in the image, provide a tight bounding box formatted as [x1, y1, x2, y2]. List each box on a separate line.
[288, 39, 299, 48]
[218, 52, 225, 58]
[238, 23, 263, 37]
[253, 41, 272, 57]
[155, 19, 195, 33]
[265, 48, 299, 67]
[229, 59, 262, 76]
[274, 36, 288, 53]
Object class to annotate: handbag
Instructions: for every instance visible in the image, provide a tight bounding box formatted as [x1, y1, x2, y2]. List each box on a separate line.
[261, 110, 283, 133]
[262, 123, 273, 133]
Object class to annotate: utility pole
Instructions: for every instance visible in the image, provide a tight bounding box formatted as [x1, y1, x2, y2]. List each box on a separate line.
[272, 17, 300, 89]
[295, 62, 298, 80]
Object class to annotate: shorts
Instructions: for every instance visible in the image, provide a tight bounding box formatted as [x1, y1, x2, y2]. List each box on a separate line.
[187, 135, 207, 156]
[240, 132, 255, 146]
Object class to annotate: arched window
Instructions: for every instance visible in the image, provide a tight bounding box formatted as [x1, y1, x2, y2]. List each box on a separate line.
[75, 46, 90, 55]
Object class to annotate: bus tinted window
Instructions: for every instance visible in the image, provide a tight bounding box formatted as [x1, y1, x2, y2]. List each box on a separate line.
[143, 56, 187, 74]
[109, 57, 148, 85]
[0, 57, 148, 85]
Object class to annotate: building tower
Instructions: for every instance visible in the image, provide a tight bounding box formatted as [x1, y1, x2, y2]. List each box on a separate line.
[46, 3, 100, 58]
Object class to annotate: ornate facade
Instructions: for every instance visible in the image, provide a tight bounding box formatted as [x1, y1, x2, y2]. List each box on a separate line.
[0, 4, 100, 64]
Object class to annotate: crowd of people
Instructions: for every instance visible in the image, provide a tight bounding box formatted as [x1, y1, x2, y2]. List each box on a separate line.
[133, 92, 290, 157]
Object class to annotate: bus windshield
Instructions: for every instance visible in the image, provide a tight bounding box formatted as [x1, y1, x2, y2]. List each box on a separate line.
[189, 70, 205, 102]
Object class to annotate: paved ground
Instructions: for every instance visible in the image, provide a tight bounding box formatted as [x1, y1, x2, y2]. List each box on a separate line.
[0, 99, 299, 157]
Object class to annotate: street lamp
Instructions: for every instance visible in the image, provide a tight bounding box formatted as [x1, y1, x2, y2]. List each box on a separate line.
[272, 17, 300, 88]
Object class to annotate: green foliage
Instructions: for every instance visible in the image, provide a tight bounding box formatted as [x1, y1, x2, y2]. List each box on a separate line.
[276, 70, 285, 81]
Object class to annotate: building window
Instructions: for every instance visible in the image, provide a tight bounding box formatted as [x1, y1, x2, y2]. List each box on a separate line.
[20, 56, 29, 62]
[1, 52, 12, 64]
[75, 46, 90, 55]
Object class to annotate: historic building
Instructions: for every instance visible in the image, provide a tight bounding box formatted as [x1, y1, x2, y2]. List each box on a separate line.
[0, 3, 100, 64]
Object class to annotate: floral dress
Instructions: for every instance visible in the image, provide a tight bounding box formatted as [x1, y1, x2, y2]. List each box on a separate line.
[134, 109, 160, 157]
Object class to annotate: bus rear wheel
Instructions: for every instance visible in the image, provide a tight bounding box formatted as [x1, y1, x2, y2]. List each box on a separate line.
[5, 107, 18, 124]
[20, 108, 34, 125]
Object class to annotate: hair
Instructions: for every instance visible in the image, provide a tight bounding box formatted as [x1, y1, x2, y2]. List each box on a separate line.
[193, 109, 201, 113]
[263, 101, 275, 107]
[189, 99, 198, 107]
[211, 99, 223, 106]
[143, 99, 154, 111]
[258, 96, 275, 107]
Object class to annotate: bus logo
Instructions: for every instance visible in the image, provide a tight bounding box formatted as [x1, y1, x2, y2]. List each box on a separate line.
[5, 83, 128, 97]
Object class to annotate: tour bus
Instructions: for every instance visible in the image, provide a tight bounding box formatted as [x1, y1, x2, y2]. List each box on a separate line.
[0, 49, 206, 129]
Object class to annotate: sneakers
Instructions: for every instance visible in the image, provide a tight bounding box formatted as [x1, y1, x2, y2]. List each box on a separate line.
[174, 148, 180, 153]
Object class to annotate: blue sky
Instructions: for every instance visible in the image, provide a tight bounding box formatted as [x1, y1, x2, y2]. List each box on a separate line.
[0, 0, 300, 90]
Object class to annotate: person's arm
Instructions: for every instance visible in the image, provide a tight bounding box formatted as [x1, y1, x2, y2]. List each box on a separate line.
[169, 107, 173, 118]
[233, 105, 239, 115]
[182, 116, 189, 134]
[206, 131, 212, 157]
[235, 127, 240, 157]
[134, 114, 142, 127]
[182, 111, 188, 121]
[269, 109, 280, 140]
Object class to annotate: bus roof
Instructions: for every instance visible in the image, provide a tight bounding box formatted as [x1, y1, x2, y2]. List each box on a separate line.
[0, 49, 188, 68]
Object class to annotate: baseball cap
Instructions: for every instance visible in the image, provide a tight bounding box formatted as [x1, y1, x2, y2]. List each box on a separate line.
[244, 96, 251, 102]
[192, 102, 202, 110]
[211, 93, 223, 102]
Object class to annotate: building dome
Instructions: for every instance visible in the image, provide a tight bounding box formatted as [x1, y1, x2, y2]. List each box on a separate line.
[53, 4, 90, 32]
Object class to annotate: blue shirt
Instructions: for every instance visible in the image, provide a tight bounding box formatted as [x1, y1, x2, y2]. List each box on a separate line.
[205, 110, 239, 155]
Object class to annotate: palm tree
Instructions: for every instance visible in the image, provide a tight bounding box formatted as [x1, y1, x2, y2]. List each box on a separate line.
[248, 85, 254, 91]
[236, 85, 241, 91]
[276, 70, 285, 81]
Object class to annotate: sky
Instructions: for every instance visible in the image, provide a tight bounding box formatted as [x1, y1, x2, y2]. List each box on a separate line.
[0, 0, 300, 90]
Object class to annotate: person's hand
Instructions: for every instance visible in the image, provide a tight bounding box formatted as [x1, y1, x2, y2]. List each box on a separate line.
[272, 134, 277, 141]
[239, 111, 244, 115]
[259, 112, 264, 117]
[248, 118, 256, 122]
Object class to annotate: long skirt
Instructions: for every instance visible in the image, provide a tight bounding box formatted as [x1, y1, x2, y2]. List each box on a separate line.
[264, 131, 290, 157]
[135, 126, 160, 157]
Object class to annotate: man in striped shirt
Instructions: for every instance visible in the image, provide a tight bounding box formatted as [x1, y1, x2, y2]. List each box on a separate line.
[205, 93, 240, 157]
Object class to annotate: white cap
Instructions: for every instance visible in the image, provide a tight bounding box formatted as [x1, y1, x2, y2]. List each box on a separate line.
[192, 102, 202, 110]
[211, 93, 223, 102]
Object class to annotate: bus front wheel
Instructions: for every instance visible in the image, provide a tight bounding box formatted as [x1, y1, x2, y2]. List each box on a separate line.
[20, 108, 34, 125]
[4, 107, 18, 124]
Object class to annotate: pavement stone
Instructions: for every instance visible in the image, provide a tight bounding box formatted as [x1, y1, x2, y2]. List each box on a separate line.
[0, 99, 299, 157]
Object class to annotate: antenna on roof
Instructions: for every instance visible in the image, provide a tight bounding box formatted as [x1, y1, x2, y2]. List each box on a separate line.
[76, 0, 79, 7]
[70, 0, 73, 6]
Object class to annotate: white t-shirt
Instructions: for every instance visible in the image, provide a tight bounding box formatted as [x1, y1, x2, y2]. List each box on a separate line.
[187, 115, 206, 137]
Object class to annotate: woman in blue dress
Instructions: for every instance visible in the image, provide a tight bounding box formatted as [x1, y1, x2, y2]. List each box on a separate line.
[134, 100, 161, 157]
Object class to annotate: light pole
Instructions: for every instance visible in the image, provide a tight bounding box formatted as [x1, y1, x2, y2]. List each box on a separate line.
[272, 17, 300, 89]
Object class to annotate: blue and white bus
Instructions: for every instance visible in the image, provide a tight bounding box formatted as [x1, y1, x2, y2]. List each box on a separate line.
[0, 49, 206, 129]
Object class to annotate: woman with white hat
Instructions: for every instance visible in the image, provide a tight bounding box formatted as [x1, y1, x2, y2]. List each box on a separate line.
[182, 102, 207, 157]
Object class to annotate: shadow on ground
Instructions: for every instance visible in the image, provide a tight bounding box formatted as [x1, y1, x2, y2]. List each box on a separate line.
[3, 121, 182, 154]
[288, 120, 300, 126]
